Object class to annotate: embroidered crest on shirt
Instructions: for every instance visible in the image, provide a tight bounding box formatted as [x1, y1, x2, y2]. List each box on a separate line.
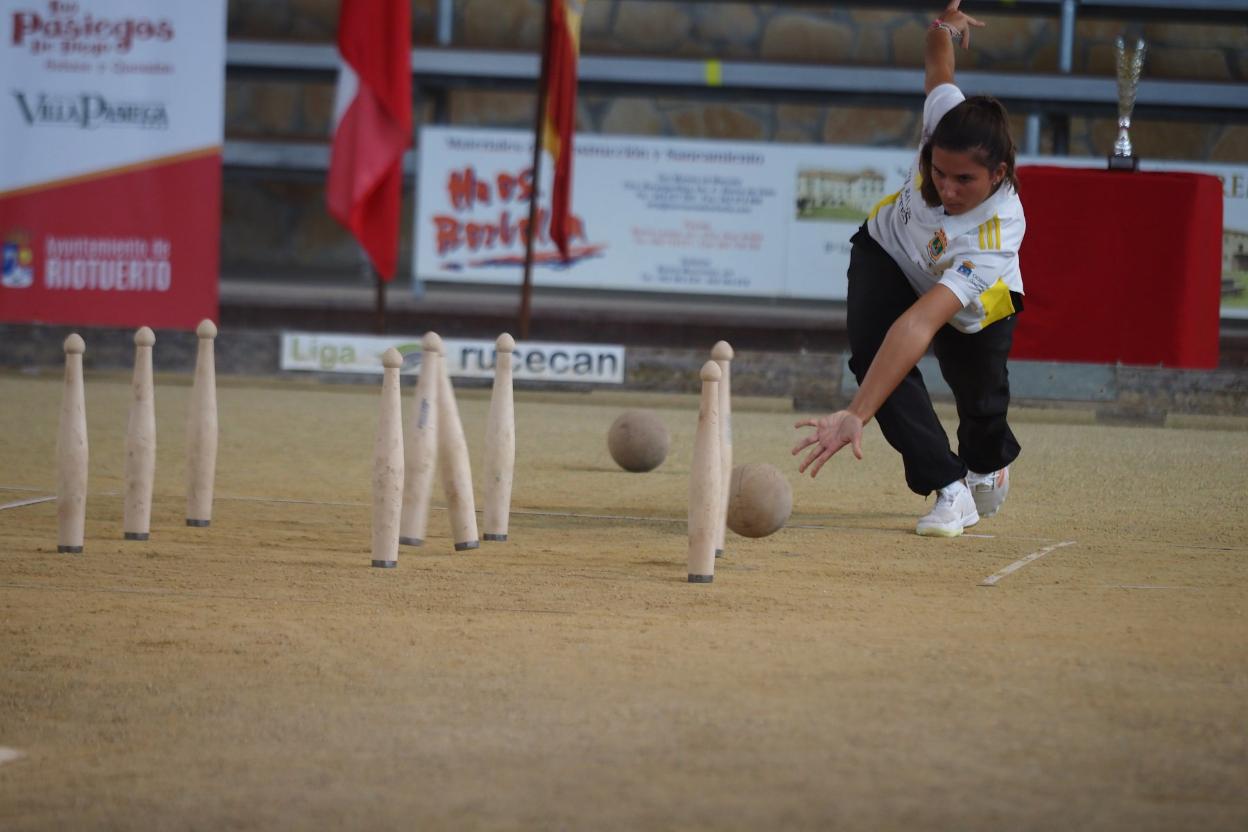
[956, 260, 974, 277]
[926, 229, 948, 261]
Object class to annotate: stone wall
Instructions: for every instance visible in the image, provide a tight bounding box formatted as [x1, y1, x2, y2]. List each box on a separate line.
[222, 0, 1248, 278]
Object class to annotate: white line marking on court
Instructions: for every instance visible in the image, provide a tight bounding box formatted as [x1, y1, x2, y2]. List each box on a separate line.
[0, 496, 55, 511]
[216, 496, 685, 525]
[516, 508, 681, 524]
[0, 582, 323, 604]
[7, 487, 1054, 545]
[0, 582, 576, 612]
[979, 540, 1077, 587]
[218, 495, 364, 508]
[210, 495, 1059, 541]
[0, 747, 24, 766]
[790, 523, 1065, 542]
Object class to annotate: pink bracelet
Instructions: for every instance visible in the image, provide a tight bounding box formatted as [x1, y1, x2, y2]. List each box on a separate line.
[929, 19, 963, 43]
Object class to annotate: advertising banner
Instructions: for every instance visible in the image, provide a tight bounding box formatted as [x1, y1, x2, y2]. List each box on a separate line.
[415, 127, 1248, 317]
[281, 332, 626, 385]
[0, 0, 227, 329]
[415, 126, 918, 302]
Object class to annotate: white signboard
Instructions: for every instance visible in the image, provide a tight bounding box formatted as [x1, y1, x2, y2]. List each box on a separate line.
[281, 332, 625, 385]
[415, 126, 916, 301]
[415, 127, 1248, 317]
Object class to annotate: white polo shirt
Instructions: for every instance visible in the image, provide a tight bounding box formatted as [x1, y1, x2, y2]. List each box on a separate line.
[866, 83, 1025, 334]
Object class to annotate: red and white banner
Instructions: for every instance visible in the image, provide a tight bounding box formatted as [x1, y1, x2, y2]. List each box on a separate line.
[0, 0, 226, 330]
[326, 0, 412, 281]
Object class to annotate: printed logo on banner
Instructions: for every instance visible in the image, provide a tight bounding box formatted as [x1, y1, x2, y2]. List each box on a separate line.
[392, 339, 426, 373]
[39, 236, 173, 293]
[431, 160, 607, 271]
[1, 231, 35, 289]
[12, 91, 169, 130]
[9, 3, 175, 57]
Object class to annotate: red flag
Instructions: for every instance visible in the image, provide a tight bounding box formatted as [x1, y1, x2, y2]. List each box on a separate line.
[541, 0, 584, 261]
[327, 0, 412, 281]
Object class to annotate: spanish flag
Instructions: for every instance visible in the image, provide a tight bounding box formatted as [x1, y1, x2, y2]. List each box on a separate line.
[326, 0, 412, 281]
[541, 0, 584, 261]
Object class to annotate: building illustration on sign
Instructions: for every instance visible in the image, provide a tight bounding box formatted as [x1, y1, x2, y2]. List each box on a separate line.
[795, 168, 886, 221]
[1224, 227, 1248, 303]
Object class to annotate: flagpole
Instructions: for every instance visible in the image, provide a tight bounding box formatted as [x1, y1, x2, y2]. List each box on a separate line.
[374, 269, 387, 334]
[358, 247, 387, 334]
[519, 0, 555, 342]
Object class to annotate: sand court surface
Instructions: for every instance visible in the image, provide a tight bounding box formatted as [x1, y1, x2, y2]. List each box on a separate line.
[1, 373, 1246, 829]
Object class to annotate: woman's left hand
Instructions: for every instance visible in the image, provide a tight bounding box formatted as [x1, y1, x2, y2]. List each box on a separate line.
[792, 411, 864, 478]
[939, 0, 986, 49]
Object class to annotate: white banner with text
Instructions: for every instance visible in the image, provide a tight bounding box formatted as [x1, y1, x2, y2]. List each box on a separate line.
[280, 332, 625, 385]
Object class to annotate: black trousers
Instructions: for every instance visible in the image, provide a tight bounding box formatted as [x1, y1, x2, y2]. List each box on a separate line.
[846, 226, 1021, 495]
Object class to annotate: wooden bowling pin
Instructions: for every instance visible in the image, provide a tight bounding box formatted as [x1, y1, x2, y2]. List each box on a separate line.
[57, 333, 88, 554]
[371, 348, 405, 568]
[688, 361, 722, 583]
[399, 332, 442, 546]
[436, 346, 480, 551]
[186, 319, 218, 527]
[123, 327, 156, 541]
[482, 333, 515, 542]
[711, 340, 734, 558]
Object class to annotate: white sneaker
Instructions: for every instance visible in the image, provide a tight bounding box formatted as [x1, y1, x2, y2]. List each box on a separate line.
[916, 479, 979, 538]
[966, 467, 1009, 518]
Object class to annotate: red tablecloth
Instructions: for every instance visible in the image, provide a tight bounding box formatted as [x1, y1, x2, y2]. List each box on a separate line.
[1013, 165, 1222, 369]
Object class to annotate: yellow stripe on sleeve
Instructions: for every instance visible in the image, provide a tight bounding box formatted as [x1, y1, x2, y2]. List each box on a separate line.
[868, 190, 901, 221]
[977, 216, 1003, 250]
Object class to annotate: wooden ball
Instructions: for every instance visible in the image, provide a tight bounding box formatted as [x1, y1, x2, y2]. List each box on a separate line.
[607, 410, 669, 473]
[727, 463, 792, 538]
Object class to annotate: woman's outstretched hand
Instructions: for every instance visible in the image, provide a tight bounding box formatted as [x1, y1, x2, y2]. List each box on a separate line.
[939, 0, 986, 49]
[792, 411, 864, 478]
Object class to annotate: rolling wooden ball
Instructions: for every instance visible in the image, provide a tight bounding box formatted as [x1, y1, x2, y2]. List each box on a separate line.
[607, 410, 670, 473]
[727, 463, 792, 538]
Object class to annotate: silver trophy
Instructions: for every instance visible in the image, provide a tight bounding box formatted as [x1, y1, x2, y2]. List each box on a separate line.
[1109, 36, 1146, 171]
